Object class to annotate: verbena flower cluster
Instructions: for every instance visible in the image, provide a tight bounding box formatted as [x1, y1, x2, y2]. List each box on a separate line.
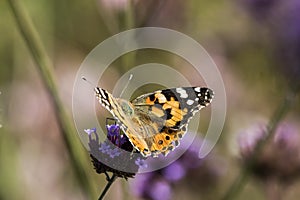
[85, 124, 146, 179]
[238, 122, 300, 183]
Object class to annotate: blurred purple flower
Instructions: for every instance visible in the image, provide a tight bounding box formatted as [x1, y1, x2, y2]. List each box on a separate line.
[131, 173, 153, 197]
[148, 179, 172, 200]
[98, 0, 129, 11]
[240, 0, 278, 20]
[238, 122, 300, 182]
[238, 123, 267, 159]
[274, 0, 300, 88]
[130, 135, 225, 199]
[162, 161, 186, 182]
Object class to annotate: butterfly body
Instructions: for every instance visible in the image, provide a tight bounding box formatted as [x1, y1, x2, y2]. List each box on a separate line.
[95, 87, 214, 157]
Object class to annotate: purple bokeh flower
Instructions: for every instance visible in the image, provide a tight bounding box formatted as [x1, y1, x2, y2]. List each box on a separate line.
[130, 135, 225, 199]
[148, 179, 172, 200]
[238, 122, 300, 182]
[98, 0, 129, 11]
[274, 0, 300, 88]
[238, 123, 267, 159]
[162, 161, 186, 182]
[240, 0, 278, 20]
[131, 173, 153, 197]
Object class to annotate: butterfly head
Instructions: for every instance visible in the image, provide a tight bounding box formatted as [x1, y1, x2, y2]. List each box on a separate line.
[117, 99, 134, 117]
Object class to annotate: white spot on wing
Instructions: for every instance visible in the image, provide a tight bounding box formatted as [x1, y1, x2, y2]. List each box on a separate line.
[194, 87, 201, 92]
[176, 88, 188, 98]
[187, 99, 194, 105]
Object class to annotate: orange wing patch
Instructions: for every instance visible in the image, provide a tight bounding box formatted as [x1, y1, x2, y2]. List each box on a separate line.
[125, 130, 151, 157]
[148, 127, 186, 156]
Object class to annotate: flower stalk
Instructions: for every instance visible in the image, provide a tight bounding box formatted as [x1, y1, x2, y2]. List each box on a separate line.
[6, 0, 96, 198]
[221, 91, 297, 200]
[98, 174, 118, 200]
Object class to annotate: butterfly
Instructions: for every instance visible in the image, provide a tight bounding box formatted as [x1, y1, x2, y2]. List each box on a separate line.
[95, 86, 214, 157]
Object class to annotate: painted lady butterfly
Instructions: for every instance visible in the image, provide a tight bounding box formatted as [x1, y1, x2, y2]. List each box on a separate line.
[95, 87, 214, 157]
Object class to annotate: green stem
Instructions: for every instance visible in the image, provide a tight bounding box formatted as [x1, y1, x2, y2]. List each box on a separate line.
[119, 0, 136, 73]
[7, 0, 96, 198]
[221, 92, 297, 200]
[98, 174, 118, 200]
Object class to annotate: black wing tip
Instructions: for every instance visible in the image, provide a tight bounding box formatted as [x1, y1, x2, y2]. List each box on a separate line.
[193, 87, 214, 106]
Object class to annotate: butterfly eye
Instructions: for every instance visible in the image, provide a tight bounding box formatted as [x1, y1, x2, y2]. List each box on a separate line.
[119, 100, 134, 116]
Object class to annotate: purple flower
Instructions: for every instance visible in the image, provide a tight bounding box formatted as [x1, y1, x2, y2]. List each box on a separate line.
[148, 179, 172, 200]
[131, 175, 172, 200]
[84, 124, 146, 179]
[238, 122, 300, 182]
[98, 141, 111, 154]
[135, 157, 148, 168]
[274, 0, 300, 87]
[106, 124, 134, 152]
[162, 161, 186, 182]
[108, 148, 121, 158]
[98, 0, 128, 11]
[130, 173, 153, 197]
[240, 0, 277, 20]
[106, 124, 120, 136]
[84, 128, 96, 135]
[130, 134, 225, 199]
[238, 124, 267, 159]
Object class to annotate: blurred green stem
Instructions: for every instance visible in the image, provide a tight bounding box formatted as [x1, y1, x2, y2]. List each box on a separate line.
[120, 0, 136, 73]
[125, 0, 134, 30]
[7, 0, 96, 198]
[221, 91, 297, 200]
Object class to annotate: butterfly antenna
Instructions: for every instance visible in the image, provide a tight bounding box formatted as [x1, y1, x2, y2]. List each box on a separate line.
[81, 76, 95, 90]
[119, 74, 133, 98]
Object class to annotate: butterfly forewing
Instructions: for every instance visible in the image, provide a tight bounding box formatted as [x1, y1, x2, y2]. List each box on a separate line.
[95, 86, 214, 157]
[132, 87, 214, 129]
[131, 87, 213, 156]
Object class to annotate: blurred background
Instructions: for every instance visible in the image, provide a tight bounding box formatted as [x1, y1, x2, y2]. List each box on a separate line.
[1, 0, 300, 200]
